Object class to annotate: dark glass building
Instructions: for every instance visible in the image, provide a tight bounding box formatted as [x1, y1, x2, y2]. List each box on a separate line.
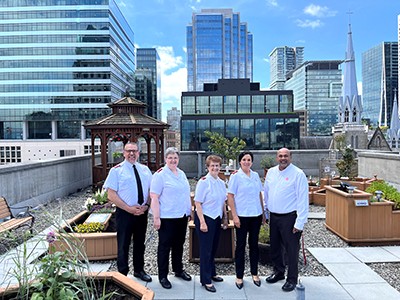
[0, 0, 135, 141]
[187, 9, 253, 92]
[181, 79, 300, 151]
[135, 48, 161, 120]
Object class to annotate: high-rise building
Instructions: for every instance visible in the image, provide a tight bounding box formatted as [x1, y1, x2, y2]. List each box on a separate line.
[181, 79, 300, 151]
[285, 60, 342, 136]
[135, 48, 161, 120]
[269, 46, 304, 90]
[167, 107, 181, 131]
[187, 9, 253, 92]
[362, 42, 398, 126]
[0, 0, 135, 163]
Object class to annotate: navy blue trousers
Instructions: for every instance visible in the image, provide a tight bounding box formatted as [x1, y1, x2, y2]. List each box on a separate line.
[157, 216, 188, 280]
[116, 207, 148, 275]
[194, 214, 221, 285]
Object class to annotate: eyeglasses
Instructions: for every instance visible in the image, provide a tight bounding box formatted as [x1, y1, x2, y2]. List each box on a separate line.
[125, 149, 139, 153]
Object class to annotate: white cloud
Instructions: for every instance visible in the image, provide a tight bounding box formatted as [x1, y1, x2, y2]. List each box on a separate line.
[266, 0, 278, 7]
[155, 46, 187, 120]
[295, 19, 323, 29]
[304, 4, 337, 18]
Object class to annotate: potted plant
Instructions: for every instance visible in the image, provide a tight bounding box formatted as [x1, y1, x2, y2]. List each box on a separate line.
[260, 154, 276, 177]
[258, 223, 272, 265]
[112, 151, 123, 164]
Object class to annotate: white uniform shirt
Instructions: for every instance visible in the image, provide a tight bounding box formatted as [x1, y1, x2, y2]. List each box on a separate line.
[150, 166, 191, 218]
[103, 160, 152, 206]
[263, 163, 309, 230]
[194, 173, 227, 219]
[227, 168, 263, 217]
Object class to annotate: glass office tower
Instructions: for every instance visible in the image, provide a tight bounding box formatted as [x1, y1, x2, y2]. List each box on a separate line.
[136, 48, 161, 120]
[187, 9, 253, 92]
[269, 46, 304, 90]
[285, 60, 342, 136]
[362, 42, 398, 126]
[0, 0, 135, 141]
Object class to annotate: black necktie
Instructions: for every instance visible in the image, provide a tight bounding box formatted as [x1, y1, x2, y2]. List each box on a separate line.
[133, 164, 144, 205]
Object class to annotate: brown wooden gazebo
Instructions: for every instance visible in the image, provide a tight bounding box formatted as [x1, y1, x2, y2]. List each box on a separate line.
[84, 96, 169, 188]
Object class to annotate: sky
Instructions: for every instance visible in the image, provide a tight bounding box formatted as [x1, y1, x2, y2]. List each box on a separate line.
[116, 0, 399, 121]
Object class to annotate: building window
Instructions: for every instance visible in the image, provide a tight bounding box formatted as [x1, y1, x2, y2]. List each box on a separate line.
[182, 96, 195, 114]
[0, 146, 21, 164]
[28, 121, 52, 139]
[210, 96, 223, 113]
[252, 95, 264, 113]
[270, 118, 285, 149]
[196, 96, 209, 114]
[57, 121, 81, 139]
[240, 119, 254, 148]
[280, 94, 292, 112]
[224, 95, 237, 113]
[182, 120, 196, 150]
[238, 95, 250, 113]
[84, 144, 101, 154]
[255, 119, 269, 149]
[197, 119, 210, 149]
[226, 119, 239, 140]
[266, 95, 279, 112]
[210, 119, 224, 135]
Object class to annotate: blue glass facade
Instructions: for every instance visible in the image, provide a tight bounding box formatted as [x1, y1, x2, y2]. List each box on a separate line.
[362, 42, 398, 126]
[181, 79, 300, 150]
[187, 9, 253, 92]
[0, 0, 135, 140]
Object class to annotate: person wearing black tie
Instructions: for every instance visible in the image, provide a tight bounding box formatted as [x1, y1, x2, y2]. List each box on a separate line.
[104, 142, 153, 282]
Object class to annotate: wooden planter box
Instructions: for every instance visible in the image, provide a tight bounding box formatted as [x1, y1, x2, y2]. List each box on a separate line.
[325, 186, 400, 245]
[0, 272, 154, 300]
[312, 188, 327, 206]
[52, 211, 118, 261]
[188, 220, 235, 263]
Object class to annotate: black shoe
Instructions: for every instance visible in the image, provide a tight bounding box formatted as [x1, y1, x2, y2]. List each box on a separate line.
[282, 281, 296, 292]
[212, 276, 224, 282]
[175, 270, 192, 281]
[235, 280, 243, 290]
[159, 278, 172, 289]
[253, 278, 261, 287]
[265, 272, 285, 284]
[204, 284, 216, 293]
[133, 270, 152, 282]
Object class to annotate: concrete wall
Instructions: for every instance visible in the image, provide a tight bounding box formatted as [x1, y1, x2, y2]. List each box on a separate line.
[358, 151, 400, 190]
[0, 155, 92, 208]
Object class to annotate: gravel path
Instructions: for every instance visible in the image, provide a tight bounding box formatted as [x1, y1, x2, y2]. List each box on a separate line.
[1, 186, 399, 292]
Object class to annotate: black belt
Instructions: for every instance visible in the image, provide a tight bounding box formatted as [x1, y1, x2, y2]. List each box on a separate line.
[270, 211, 296, 216]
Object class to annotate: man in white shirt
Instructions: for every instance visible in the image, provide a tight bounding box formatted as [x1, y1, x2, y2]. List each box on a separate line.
[263, 148, 308, 292]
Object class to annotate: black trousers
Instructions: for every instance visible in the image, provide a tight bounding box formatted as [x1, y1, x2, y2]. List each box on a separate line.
[157, 216, 188, 280]
[194, 214, 221, 285]
[116, 207, 148, 276]
[235, 215, 262, 279]
[270, 211, 301, 284]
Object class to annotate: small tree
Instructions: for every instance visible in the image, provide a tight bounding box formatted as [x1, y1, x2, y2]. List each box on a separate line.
[336, 146, 357, 178]
[205, 131, 246, 168]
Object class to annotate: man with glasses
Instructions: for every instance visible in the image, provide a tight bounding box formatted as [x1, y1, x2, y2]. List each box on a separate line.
[104, 142, 153, 282]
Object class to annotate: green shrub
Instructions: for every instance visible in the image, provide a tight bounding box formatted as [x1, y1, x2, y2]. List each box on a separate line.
[259, 224, 270, 244]
[366, 181, 400, 209]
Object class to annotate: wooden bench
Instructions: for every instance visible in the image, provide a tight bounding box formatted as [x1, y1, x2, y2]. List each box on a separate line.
[0, 196, 34, 234]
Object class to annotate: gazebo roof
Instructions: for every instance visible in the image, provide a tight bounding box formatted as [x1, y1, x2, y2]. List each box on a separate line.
[84, 96, 169, 128]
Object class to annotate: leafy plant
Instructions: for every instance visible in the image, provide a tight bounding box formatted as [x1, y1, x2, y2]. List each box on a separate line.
[259, 224, 270, 244]
[74, 222, 105, 233]
[204, 131, 246, 165]
[112, 151, 123, 159]
[260, 154, 276, 169]
[83, 189, 109, 212]
[366, 180, 400, 209]
[336, 146, 357, 178]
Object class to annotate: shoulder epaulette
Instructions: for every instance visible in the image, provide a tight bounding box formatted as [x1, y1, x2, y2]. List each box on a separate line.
[201, 176, 207, 180]
[156, 167, 163, 173]
[232, 170, 238, 174]
[113, 163, 122, 169]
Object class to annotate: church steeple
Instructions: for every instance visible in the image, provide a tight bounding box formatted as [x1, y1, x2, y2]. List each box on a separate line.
[338, 22, 362, 124]
[388, 90, 400, 149]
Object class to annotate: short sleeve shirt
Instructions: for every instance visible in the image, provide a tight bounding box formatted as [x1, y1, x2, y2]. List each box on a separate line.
[150, 167, 191, 218]
[103, 160, 152, 206]
[194, 173, 227, 219]
[227, 168, 263, 217]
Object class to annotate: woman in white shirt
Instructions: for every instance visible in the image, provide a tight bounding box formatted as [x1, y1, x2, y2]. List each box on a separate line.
[194, 155, 228, 293]
[227, 151, 264, 290]
[150, 147, 192, 289]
